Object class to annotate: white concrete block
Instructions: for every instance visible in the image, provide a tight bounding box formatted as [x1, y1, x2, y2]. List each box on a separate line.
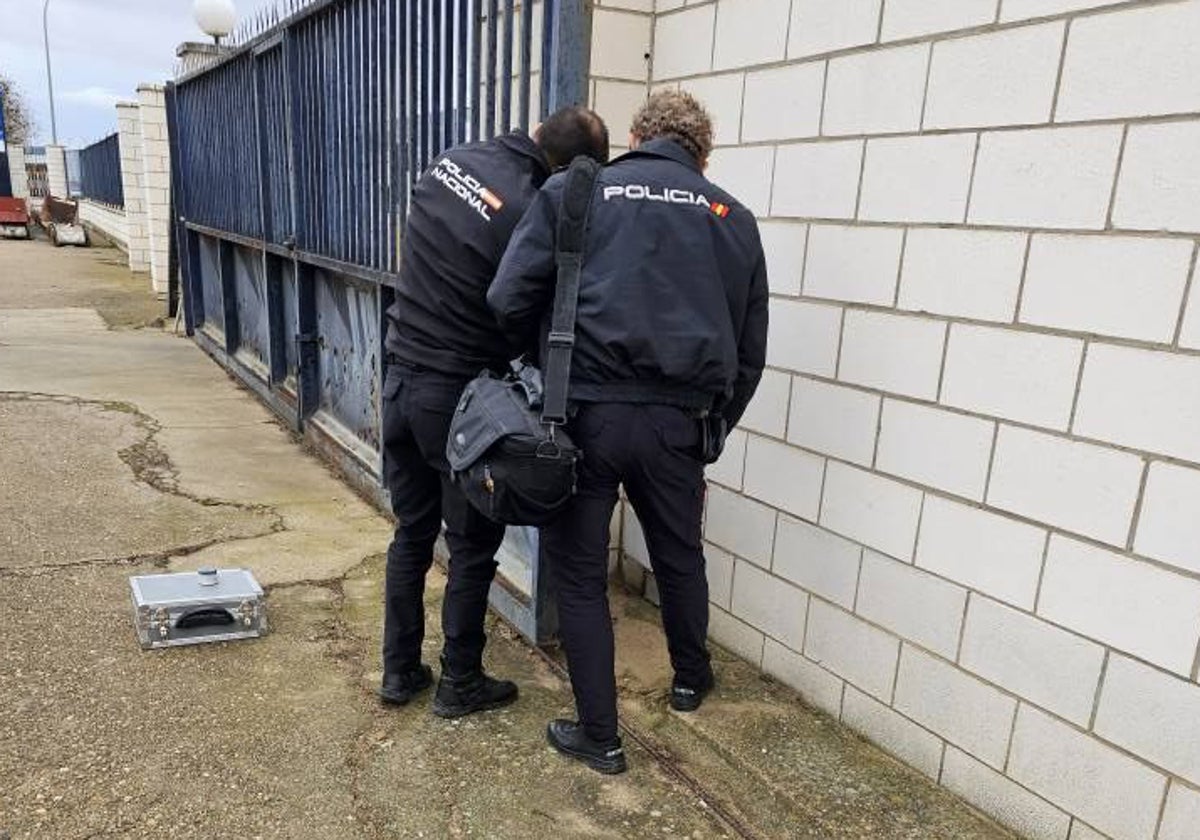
[739, 368, 790, 438]
[881, 0, 998, 41]
[988, 427, 1142, 547]
[713, 0, 791, 71]
[898, 229, 1026, 323]
[820, 462, 923, 561]
[731, 562, 809, 649]
[1095, 655, 1200, 787]
[1039, 535, 1200, 676]
[968, 125, 1123, 230]
[838, 310, 946, 401]
[822, 44, 930, 137]
[801, 223, 902, 305]
[941, 747, 1072, 840]
[940, 325, 1082, 431]
[773, 516, 863, 609]
[705, 542, 735, 610]
[742, 434, 826, 521]
[706, 427, 747, 490]
[789, 0, 882, 59]
[787, 377, 880, 466]
[706, 145, 774, 217]
[678, 73, 744, 146]
[709, 605, 766, 664]
[590, 9, 651, 80]
[770, 141, 864, 220]
[876, 400, 994, 501]
[1135, 462, 1200, 576]
[893, 646, 1016, 769]
[597, 0, 653, 11]
[1181, 270, 1200, 352]
[857, 552, 968, 659]
[1160, 783, 1200, 840]
[705, 484, 778, 568]
[924, 23, 1064, 130]
[741, 62, 825, 143]
[592, 80, 647, 139]
[762, 638, 844, 717]
[651, 5, 715, 80]
[962, 596, 1104, 725]
[1112, 120, 1200, 234]
[1066, 822, 1107, 840]
[1057, 2, 1200, 122]
[1009, 705, 1167, 840]
[766, 299, 842, 376]
[758, 221, 806, 297]
[841, 686, 944, 780]
[1075, 344, 1200, 465]
[859, 134, 977, 224]
[999, 0, 1127, 22]
[805, 600, 900, 701]
[1020, 234, 1193, 342]
[915, 496, 1046, 610]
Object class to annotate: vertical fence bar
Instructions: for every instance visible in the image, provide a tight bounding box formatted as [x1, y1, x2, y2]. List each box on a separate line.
[470, 0, 482, 142]
[430, 0, 443, 159]
[547, 0, 591, 110]
[519, 0, 532, 132]
[485, 0, 498, 139]
[219, 239, 240, 355]
[456, 0, 469, 144]
[540, 0, 554, 119]
[500, 0, 514, 132]
[442, 0, 454, 150]
[398, 0, 410, 227]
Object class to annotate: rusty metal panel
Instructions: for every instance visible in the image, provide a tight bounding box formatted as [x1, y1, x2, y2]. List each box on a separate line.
[314, 268, 380, 453]
[232, 246, 270, 373]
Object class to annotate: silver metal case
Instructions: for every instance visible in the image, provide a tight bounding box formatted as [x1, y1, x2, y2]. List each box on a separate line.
[129, 568, 267, 649]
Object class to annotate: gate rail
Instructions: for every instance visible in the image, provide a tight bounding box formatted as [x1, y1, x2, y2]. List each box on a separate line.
[79, 133, 124, 208]
[168, 0, 590, 643]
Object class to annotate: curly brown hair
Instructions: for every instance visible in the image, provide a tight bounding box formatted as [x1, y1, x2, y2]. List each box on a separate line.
[630, 90, 714, 165]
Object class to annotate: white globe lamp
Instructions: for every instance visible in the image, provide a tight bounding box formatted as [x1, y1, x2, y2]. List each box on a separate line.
[194, 0, 237, 46]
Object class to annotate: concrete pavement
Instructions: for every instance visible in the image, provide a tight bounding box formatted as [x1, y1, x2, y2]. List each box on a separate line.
[0, 237, 1017, 839]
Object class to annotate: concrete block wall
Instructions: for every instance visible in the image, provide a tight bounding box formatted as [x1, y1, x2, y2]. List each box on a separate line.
[44, 145, 68, 198]
[137, 85, 170, 296]
[76, 199, 129, 250]
[117, 101, 150, 272]
[639, 1, 1200, 838]
[6, 146, 29, 199]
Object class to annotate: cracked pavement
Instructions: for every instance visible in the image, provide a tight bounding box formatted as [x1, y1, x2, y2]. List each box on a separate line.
[0, 238, 1017, 839]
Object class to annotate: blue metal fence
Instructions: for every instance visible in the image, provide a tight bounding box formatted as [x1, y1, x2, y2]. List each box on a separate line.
[79, 133, 124, 207]
[168, 0, 591, 643]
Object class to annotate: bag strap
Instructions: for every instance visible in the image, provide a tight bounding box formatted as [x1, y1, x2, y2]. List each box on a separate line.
[541, 155, 601, 426]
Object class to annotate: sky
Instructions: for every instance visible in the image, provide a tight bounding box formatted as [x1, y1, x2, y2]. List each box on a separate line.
[0, 0, 275, 148]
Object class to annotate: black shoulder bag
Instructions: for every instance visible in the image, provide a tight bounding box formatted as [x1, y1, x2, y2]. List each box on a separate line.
[445, 156, 600, 526]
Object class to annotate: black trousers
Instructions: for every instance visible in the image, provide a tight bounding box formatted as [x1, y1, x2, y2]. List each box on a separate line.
[543, 402, 713, 742]
[381, 365, 507, 677]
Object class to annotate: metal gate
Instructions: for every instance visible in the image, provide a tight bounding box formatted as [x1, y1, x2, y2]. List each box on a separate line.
[167, 0, 591, 643]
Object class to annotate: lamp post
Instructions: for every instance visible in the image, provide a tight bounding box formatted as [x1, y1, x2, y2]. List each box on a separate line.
[43, 0, 58, 144]
[193, 0, 237, 47]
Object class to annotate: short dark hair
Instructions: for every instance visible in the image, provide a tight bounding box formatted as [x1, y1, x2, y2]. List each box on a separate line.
[535, 106, 610, 169]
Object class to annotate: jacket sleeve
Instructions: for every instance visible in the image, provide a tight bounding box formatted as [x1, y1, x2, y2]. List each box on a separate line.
[487, 187, 558, 356]
[723, 244, 769, 430]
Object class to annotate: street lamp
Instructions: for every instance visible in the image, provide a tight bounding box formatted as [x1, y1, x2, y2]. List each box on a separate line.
[194, 0, 238, 47]
[42, 0, 57, 144]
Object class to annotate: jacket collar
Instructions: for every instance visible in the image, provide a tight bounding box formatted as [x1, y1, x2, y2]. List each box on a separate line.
[494, 130, 551, 180]
[616, 138, 703, 172]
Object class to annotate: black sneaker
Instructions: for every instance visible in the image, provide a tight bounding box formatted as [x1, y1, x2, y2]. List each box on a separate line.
[431, 669, 519, 718]
[379, 664, 434, 706]
[546, 719, 627, 775]
[670, 672, 715, 712]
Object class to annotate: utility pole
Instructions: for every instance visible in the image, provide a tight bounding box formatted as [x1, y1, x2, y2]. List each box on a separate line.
[43, 0, 58, 144]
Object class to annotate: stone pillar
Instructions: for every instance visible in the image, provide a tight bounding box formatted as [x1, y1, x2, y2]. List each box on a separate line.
[45, 145, 68, 198]
[6, 145, 28, 199]
[117, 101, 149, 272]
[137, 84, 171, 297]
[175, 41, 225, 76]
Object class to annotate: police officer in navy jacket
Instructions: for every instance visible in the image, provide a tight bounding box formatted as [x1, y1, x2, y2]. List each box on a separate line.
[379, 107, 609, 716]
[489, 91, 769, 772]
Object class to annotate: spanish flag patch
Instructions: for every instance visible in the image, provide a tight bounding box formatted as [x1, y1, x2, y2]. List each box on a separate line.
[710, 202, 730, 218]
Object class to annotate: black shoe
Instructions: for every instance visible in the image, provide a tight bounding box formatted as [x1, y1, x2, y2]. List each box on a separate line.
[431, 669, 519, 718]
[670, 672, 715, 712]
[546, 719, 627, 775]
[379, 664, 434, 706]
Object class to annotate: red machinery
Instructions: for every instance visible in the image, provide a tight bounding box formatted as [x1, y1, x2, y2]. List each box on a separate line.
[0, 196, 31, 239]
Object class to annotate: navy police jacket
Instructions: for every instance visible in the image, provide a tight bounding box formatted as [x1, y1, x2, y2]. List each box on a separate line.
[385, 131, 551, 377]
[488, 138, 769, 427]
